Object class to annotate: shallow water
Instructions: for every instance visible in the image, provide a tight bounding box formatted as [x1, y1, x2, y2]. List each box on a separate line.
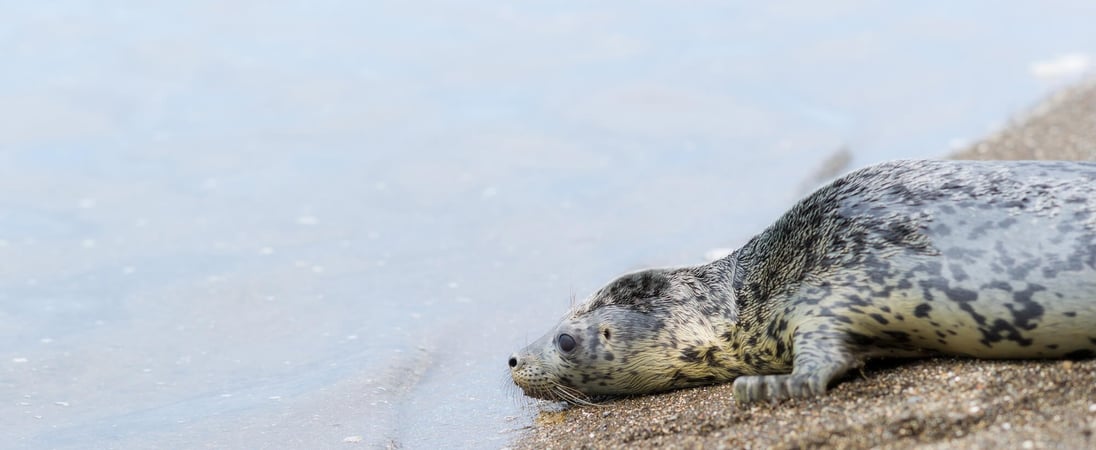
[1, 1, 1094, 449]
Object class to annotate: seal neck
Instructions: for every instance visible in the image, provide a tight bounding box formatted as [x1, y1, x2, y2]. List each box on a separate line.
[692, 256, 740, 320]
[724, 195, 838, 325]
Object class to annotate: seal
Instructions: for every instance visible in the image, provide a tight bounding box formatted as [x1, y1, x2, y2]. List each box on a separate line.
[508, 160, 1096, 404]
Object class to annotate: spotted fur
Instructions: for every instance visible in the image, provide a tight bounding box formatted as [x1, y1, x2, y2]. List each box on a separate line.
[509, 160, 1096, 403]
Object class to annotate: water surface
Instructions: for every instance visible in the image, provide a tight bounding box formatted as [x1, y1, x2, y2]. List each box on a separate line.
[2, 1, 1095, 448]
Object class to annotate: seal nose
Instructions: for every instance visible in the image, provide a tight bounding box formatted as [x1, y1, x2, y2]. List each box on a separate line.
[508, 354, 522, 370]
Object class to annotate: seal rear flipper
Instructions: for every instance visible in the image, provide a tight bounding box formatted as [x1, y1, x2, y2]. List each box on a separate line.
[732, 320, 859, 403]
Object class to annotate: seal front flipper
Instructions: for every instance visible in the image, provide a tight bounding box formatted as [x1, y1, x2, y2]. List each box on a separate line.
[732, 320, 860, 403]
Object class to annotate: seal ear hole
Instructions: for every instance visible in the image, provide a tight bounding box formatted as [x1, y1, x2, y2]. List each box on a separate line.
[557, 333, 577, 353]
[602, 328, 611, 341]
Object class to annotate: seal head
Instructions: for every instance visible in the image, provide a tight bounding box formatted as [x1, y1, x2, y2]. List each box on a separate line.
[509, 265, 759, 402]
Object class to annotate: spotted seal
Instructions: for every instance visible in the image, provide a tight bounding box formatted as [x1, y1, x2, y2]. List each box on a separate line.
[508, 160, 1096, 404]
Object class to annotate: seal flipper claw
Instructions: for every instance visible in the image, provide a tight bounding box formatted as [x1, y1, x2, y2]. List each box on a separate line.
[733, 373, 829, 403]
[733, 320, 858, 403]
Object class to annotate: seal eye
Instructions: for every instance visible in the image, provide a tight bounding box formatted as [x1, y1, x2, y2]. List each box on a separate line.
[557, 333, 577, 353]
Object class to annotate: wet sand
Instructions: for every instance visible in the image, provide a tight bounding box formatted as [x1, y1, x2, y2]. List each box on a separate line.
[513, 78, 1096, 449]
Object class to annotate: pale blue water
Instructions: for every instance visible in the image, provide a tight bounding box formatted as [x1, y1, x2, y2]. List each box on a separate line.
[1, 1, 1094, 449]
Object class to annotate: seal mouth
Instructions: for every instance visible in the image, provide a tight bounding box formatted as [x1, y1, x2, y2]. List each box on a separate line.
[519, 382, 600, 407]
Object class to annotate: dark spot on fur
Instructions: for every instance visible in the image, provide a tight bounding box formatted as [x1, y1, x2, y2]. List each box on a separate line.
[767, 318, 791, 336]
[980, 318, 1034, 347]
[1008, 260, 1040, 281]
[587, 270, 674, 313]
[882, 331, 910, 343]
[869, 313, 889, 325]
[845, 331, 875, 347]
[968, 221, 994, 239]
[703, 347, 722, 368]
[1006, 284, 1046, 330]
[946, 287, 978, 303]
[835, 316, 854, 326]
[846, 294, 870, 306]
[775, 339, 787, 357]
[949, 264, 969, 282]
[680, 348, 700, 363]
[913, 303, 932, 318]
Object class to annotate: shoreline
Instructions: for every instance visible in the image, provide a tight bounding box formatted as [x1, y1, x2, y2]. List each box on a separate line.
[512, 78, 1096, 449]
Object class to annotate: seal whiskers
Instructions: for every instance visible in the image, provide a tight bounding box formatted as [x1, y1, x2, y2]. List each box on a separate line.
[551, 384, 601, 407]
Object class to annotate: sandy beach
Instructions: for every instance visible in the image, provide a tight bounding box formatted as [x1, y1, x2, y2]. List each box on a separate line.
[513, 78, 1096, 449]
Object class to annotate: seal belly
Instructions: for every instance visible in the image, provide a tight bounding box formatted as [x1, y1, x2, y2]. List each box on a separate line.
[862, 279, 1096, 359]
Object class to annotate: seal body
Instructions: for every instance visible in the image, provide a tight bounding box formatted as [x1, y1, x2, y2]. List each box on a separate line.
[508, 160, 1096, 403]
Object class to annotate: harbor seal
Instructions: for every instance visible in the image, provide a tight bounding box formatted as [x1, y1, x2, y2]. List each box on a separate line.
[508, 160, 1096, 404]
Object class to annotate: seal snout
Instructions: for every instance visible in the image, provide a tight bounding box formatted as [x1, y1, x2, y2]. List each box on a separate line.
[508, 352, 548, 397]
